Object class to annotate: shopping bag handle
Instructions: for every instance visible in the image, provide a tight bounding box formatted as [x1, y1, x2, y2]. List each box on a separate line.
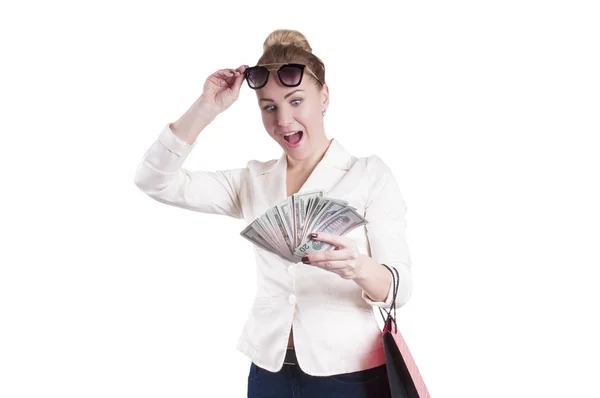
[379, 263, 400, 334]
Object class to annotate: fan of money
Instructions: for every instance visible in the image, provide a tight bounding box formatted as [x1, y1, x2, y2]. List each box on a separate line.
[240, 189, 368, 263]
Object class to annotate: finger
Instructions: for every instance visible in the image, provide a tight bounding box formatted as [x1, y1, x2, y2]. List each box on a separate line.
[217, 69, 241, 86]
[228, 65, 248, 78]
[208, 71, 232, 87]
[302, 249, 357, 264]
[214, 68, 237, 79]
[231, 75, 244, 94]
[232, 71, 245, 92]
[310, 259, 356, 270]
[228, 66, 248, 87]
[309, 232, 351, 249]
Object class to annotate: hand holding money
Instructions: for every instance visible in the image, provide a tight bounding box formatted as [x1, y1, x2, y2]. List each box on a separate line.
[300, 232, 366, 280]
[240, 190, 368, 263]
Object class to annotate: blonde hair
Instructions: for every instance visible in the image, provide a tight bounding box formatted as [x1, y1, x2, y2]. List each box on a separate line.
[257, 29, 325, 86]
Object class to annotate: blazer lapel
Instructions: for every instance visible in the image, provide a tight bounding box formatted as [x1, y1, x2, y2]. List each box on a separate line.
[297, 138, 354, 195]
[252, 138, 356, 213]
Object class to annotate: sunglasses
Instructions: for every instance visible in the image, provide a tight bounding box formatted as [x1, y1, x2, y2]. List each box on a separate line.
[244, 63, 323, 89]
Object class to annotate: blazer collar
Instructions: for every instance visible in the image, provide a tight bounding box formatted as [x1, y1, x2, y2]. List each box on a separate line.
[249, 138, 356, 214]
[258, 138, 353, 175]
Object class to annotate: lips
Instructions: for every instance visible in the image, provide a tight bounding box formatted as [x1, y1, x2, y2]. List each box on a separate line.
[281, 130, 303, 146]
[283, 131, 300, 140]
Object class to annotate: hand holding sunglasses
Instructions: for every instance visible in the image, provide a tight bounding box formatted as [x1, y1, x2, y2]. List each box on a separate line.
[199, 64, 249, 116]
[194, 62, 322, 122]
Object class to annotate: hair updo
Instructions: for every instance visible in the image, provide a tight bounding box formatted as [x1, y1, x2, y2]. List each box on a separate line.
[257, 29, 326, 86]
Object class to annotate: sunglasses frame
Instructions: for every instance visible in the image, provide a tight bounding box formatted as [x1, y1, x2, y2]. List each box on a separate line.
[244, 63, 323, 89]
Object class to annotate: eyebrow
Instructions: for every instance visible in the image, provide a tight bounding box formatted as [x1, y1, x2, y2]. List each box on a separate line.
[259, 89, 304, 103]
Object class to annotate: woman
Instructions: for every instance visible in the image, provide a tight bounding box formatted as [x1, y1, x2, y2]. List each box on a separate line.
[134, 29, 412, 397]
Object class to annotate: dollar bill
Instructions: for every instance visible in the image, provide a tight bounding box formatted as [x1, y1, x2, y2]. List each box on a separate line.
[293, 207, 368, 257]
[241, 222, 296, 262]
[292, 190, 323, 248]
[240, 190, 367, 263]
[260, 213, 289, 256]
[240, 223, 276, 254]
[276, 198, 295, 250]
[266, 208, 294, 256]
[308, 198, 348, 233]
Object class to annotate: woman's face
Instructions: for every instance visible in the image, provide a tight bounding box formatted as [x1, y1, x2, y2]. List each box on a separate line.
[255, 70, 329, 163]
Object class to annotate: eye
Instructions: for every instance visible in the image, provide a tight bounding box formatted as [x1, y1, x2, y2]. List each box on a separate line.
[262, 99, 302, 113]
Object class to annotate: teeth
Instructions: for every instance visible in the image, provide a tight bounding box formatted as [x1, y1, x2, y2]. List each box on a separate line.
[284, 131, 299, 136]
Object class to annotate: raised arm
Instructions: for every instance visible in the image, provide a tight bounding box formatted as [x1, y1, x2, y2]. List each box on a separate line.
[133, 65, 250, 218]
[133, 122, 247, 218]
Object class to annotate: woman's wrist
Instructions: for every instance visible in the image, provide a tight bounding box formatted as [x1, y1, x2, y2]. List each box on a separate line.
[352, 254, 393, 302]
[171, 98, 220, 144]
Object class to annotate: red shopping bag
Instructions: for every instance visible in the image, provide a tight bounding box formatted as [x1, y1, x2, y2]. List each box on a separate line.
[380, 264, 430, 398]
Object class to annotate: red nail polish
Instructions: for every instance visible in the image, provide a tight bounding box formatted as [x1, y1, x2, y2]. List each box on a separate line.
[310, 233, 318, 239]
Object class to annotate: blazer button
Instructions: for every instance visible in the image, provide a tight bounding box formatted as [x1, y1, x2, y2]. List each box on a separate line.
[289, 294, 296, 305]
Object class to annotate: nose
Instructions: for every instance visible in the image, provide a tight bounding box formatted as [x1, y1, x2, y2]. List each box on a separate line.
[277, 107, 293, 127]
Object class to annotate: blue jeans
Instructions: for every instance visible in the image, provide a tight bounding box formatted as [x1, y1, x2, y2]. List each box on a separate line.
[247, 362, 400, 398]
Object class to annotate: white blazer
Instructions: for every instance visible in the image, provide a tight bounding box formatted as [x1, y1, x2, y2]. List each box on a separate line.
[134, 123, 413, 376]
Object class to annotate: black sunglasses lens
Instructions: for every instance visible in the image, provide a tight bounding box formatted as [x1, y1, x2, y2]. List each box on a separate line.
[278, 65, 303, 86]
[246, 67, 268, 88]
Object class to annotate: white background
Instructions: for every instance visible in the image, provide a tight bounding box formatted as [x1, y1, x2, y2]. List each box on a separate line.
[1, 0, 599, 397]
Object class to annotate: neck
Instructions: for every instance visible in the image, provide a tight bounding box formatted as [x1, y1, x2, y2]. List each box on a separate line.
[286, 136, 332, 172]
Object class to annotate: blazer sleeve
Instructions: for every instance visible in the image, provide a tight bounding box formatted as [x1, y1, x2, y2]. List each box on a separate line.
[133, 123, 246, 219]
[361, 155, 413, 310]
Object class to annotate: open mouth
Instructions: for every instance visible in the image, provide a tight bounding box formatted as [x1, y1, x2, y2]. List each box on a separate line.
[283, 131, 303, 146]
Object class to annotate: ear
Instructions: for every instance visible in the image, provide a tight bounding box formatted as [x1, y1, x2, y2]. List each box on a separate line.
[320, 83, 330, 113]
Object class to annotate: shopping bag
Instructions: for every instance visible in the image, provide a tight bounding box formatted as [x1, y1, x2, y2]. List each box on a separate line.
[380, 264, 430, 398]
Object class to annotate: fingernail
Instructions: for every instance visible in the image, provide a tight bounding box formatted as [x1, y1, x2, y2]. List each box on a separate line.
[302, 256, 309, 264]
[310, 233, 318, 239]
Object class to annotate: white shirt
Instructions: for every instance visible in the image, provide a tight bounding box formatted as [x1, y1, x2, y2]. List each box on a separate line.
[133, 123, 413, 376]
